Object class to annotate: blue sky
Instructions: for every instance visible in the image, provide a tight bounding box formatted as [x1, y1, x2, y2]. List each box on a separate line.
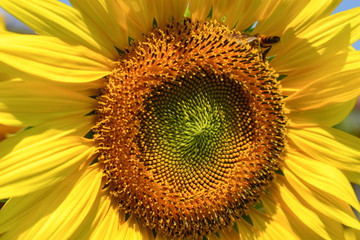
[332, 0, 360, 13]
[59, 0, 70, 5]
[333, 0, 360, 49]
[3, 0, 360, 49]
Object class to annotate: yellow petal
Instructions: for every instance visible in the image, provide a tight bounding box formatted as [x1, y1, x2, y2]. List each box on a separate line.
[188, 0, 214, 21]
[299, 6, 360, 45]
[70, 0, 187, 50]
[286, 151, 360, 213]
[99, 0, 152, 45]
[344, 171, 360, 185]
[254, 0, 311, 36]
[69, 0, 128, 49]
[138, 0, 187, 28]
[189, 0, 266, 31]
[284, 161, 360, 229]
[344, 226, 360, 240]
[170, 0, 191, 20]
[109, 0, 186, 43]
[217, 219, 255, 240]
[0, 116, 94, 198]
[213, 0, 264, 31]
[286, 0, 342, 34]
[71, 189, 126, 239]
[0, 15, 5, 31]
[275, 176, 345, 239]
[288, 127, 360, 174]
[0, 80, 95, 126]
[0, 33, 113, 83]
[271, 22, 350, 73]
[272, 7, 360, 73]
[88, 198, 124, 240]
[41, 79, 104, 96]
[262, 193, 321, 239]
[235, 219, 255, 240]
[0, 163, 102, 239]
[285, 50, 360, 111]
[281, 51, 348, 94]
[1, 0, 116, 59]
[211, 225, 241, 240]
[119, 215, 154, 240]
[288, 98, 357, 127]
[249, 196, 298, 240]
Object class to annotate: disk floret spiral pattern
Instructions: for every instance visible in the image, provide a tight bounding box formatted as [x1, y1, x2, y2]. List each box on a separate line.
[94, 19, 286, 239]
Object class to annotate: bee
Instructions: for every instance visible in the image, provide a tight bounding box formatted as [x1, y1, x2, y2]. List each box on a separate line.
[227, 33, 280, 61]
[258, 35, 280, 60]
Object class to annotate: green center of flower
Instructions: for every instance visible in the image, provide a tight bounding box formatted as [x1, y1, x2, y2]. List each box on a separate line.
[94, 19, 286, 239]
[138, 70, 254, 194]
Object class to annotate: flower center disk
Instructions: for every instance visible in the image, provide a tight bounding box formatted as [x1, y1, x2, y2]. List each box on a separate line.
[94, 19, 286, 239]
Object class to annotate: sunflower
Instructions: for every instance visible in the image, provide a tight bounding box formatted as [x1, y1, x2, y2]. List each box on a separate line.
[1, 0, 360, 239]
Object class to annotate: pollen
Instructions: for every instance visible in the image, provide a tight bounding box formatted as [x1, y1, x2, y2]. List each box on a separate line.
[94, 19, 286, 239]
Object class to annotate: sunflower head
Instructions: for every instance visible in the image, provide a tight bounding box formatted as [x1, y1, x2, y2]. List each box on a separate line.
[94, 18, 286, 239]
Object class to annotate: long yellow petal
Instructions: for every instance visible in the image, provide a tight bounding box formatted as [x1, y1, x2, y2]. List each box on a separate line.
[0, 15, 5, 31]
[344, 226, 360, 240]
[285, 0, 342, 34]
[272, 7, 360, 73]
[300, 6, 360, 45]
[213, 0, 264, 31]
[38, 79, 104, 96]
[286, 151, 360, 213]
[108, 0, 187, 44]
[0, 33, 113, 83]
[288, 98, 357, 127]
[285, 51, 360, 111]
[249, 196, 299, 240]
[87, 198, 124, 240]
[137, 0, 187, 27]
[0, 163, 102, 239]
[284, 168, 360, 229]
[254, 0, 311, 36]
[188, 0, 266, 32]
[288, 127, 360, 173]
[0, 80, 95, 126]
[262, 193, 321, 240]
[343, 171, 360, 185]
[209, 225, 241, 240]
[69, 0, 127, 50]
[71, 189, 126, 239]
[70, 0, 187, 50]
[118, 215, 154, 240]
[0, 116, 94, 199]
[275, 176, 345, 239]
[281, 51, 348, 94]
[0, 0, 116, 59]
[188, 0, 214, 21]
[235, 218, 255, 240]
[271, 25, 349, 73]
[110, 0, 165, 38]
